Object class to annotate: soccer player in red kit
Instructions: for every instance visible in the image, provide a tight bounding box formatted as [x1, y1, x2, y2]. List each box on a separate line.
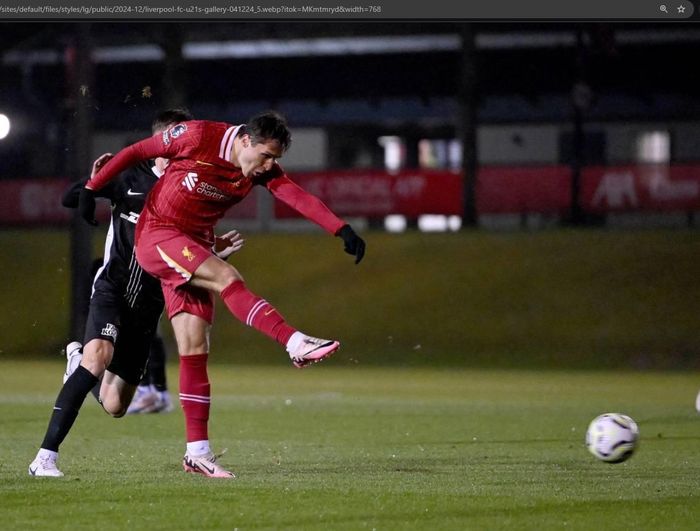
[79, 111, 365, 478]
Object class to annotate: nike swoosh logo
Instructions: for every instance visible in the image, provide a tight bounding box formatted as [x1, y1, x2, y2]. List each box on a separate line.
[29, 467, 37, 475]
[127, 189, 144, 196]
[264, 309, 275, 316]
[198, 462, 216, 475]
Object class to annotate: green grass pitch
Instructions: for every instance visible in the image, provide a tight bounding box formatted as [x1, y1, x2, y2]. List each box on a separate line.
[1, 361, 698, 530]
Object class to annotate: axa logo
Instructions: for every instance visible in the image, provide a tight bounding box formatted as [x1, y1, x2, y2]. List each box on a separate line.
[182, 246, 196, 262]
[182, 172, 199, 191]
[592, 172, 638, 208]
[101, 323, 118, 341]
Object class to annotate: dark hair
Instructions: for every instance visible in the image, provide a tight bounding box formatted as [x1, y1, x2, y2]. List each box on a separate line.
[151, 107, 194, 133]
[246, 110, 292, 152]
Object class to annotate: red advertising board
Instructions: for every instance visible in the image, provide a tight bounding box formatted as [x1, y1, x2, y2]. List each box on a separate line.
[276, 169, 463, 218]
[0, 178, 73, 225]
[581, 164, 700, 212]
[476, 165, 571, 214]
[2, 164, 700, 226]
[0, 177, 257, 226]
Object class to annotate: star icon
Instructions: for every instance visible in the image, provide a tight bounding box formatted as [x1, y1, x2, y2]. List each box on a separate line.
[678, 5, 686, 13]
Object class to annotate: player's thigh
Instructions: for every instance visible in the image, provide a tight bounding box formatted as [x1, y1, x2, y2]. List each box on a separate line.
[105, 305, 161, 391]
[82, 292, 122, 374]
[81, 338, 115, 376]
[163, 281, 215, 331]
[136, 227, 212, 287]
[190, 255, 243, 293]
[84, 286, 121, 347]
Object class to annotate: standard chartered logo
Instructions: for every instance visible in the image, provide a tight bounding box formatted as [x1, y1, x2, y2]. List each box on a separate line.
[181, 172, 229, 200]
[182, 172, 198, 191]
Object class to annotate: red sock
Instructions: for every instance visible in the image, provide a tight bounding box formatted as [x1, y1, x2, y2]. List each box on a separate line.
[221, 280, 296, 346]
[179, 353, 210, 443]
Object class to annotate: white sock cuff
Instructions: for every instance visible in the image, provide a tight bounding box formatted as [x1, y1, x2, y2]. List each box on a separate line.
[38, 448, 58, 459]
[187, 440, 211, 456]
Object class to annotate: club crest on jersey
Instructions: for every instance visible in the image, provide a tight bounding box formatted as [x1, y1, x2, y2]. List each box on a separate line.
[182, 246, 196, 262]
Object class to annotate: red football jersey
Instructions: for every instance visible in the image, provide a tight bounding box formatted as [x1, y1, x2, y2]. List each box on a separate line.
[88, 120, 346, 246]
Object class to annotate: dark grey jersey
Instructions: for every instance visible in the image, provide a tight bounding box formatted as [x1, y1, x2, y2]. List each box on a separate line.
[63, 161, 164, 309]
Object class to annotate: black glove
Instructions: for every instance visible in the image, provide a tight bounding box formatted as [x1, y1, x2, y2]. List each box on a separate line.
[78, 187, 98, 226]
[338, 224, 365, 264]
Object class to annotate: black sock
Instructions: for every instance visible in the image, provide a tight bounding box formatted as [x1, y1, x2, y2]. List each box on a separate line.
[40, 365, 99, 452]
[90, 379, 102, 402]
[148, 335, 168, 392]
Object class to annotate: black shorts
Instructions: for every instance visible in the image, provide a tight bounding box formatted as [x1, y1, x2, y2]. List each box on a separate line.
[84, 268, 164, 386]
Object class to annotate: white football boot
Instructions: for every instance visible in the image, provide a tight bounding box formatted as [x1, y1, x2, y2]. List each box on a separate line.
[288, 334, 339, 369]
[28, 451, 64, 477]
[63, 342, 83, 384]
[127, 386, 174, 414]
[183, 451, 235, 478]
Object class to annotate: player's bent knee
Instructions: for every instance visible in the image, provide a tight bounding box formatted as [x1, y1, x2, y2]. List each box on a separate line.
[81, 340, 114, 376]
[217, 263, 243, 290]
[100, 396, 128, 418]
[192, 256, 243, 293]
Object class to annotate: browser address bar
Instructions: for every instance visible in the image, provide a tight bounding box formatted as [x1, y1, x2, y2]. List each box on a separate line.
[0, 0, 694, 20]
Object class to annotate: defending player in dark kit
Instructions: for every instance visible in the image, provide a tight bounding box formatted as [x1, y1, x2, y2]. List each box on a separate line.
[29, 108, 246, 477]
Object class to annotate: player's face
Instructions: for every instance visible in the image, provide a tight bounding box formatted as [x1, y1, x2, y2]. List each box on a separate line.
[239, 137, 283, 178]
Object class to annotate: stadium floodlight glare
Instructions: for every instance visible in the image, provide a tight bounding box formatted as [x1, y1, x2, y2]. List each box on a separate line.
[385, 215, 408, 233]
[0, 114, 10, 140]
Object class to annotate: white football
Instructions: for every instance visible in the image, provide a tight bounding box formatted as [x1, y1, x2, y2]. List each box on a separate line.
[585, 413, 639, 463]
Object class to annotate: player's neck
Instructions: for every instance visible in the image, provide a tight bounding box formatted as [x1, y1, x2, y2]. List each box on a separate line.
[230, 136, 242, 168]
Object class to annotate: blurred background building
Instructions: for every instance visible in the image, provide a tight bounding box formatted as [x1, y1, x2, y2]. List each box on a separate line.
[2, 21, 700, 368]
[2, 22, 700, 230]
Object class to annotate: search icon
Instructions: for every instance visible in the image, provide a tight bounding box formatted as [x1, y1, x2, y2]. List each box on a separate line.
[660, 4, 668, 12]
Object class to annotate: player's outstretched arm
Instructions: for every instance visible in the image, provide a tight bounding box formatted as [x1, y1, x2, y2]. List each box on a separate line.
[267, 173, 366, 264]
[79, 136, 169, 225]
[73, 153, 117, 223]
[62, 181, 85, 208]
[63, 153, 115, 209]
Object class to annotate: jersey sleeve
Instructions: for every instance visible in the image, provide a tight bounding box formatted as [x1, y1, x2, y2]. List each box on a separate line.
[62, 179, 115, 207]
[86, 123, 195, 191]
[86, 135, 170, 191]
[266, 171, 346, 235]
[61, 180, 86, 208]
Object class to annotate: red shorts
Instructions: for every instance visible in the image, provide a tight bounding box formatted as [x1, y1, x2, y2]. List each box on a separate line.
[135, 226, 215, 323]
